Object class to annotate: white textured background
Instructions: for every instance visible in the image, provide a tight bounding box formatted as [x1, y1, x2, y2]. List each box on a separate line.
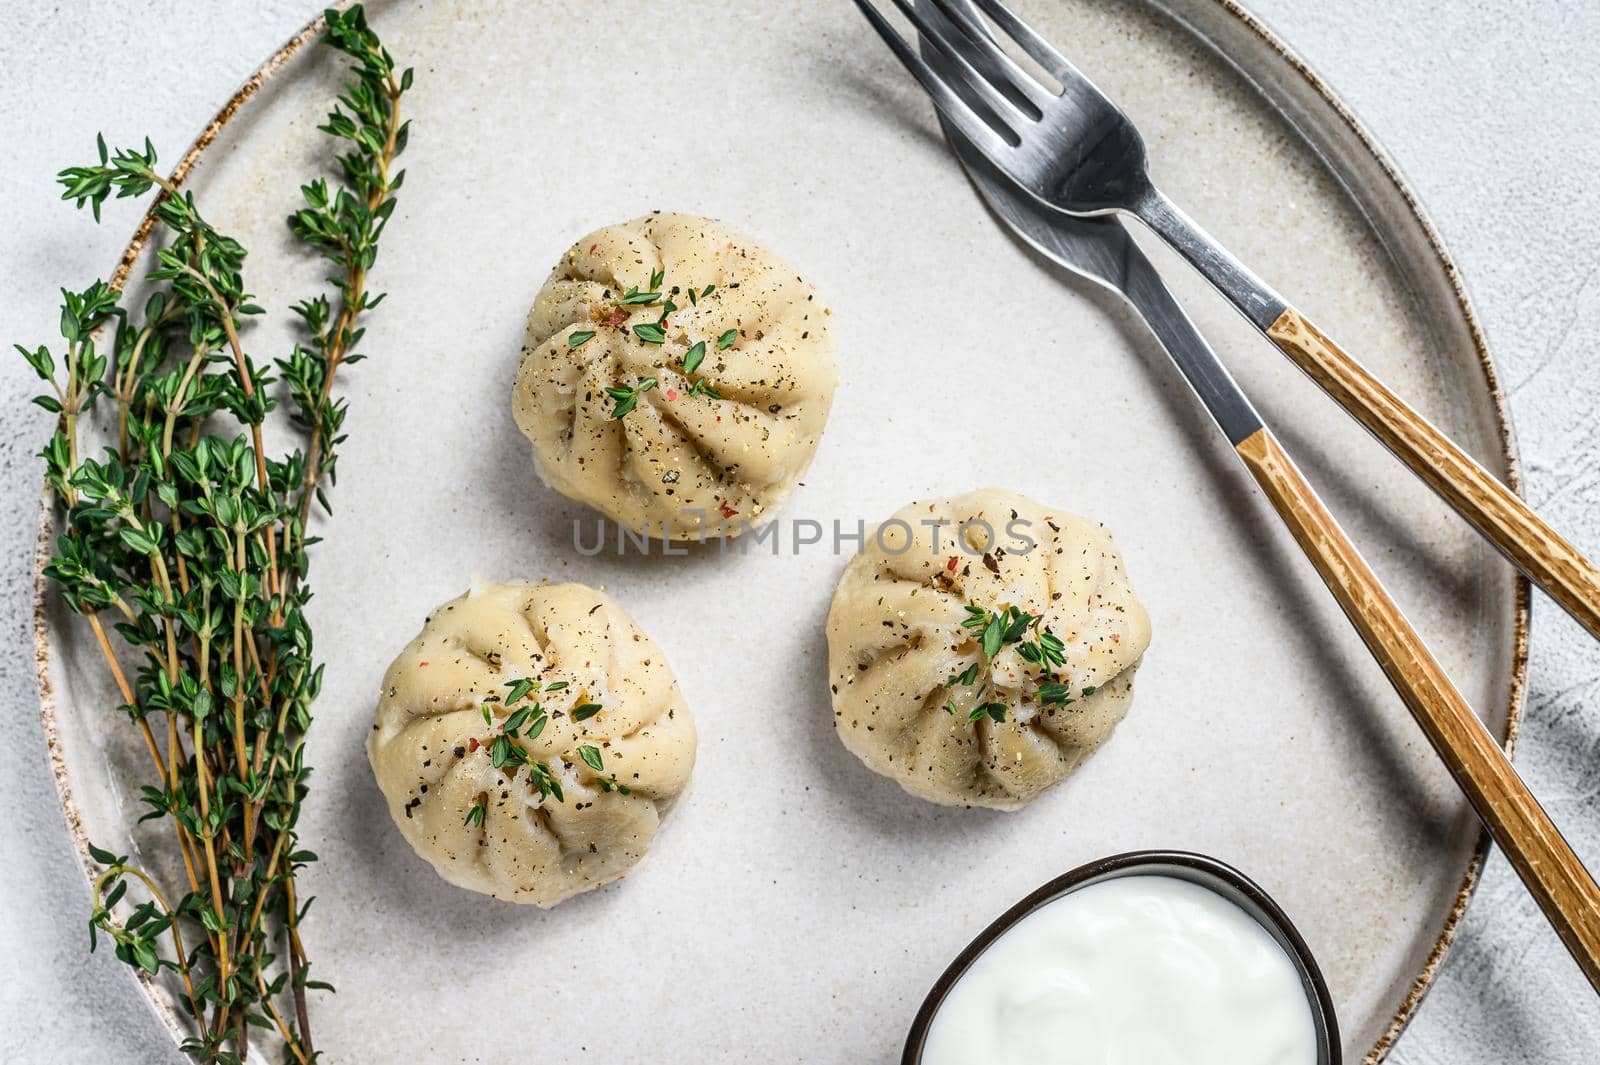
[1, 1, 1595, 1062]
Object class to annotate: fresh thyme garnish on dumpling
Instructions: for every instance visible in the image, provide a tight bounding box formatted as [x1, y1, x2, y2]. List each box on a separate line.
[479, 677, 566, 795]
[605, 270, 727, 411]
[513, 212, 838, 540]
[632, 321, 667, 345]
[620, 272, 664, 305]
[368, 581, 694, 906]
[942, 603, 1073, 724]
[679, 339, 723, 399]
[684, 340, 707, 375]
[606, 376, 658, 418]
[598, 271, 706, 416]
[827, 490, 1152, 810]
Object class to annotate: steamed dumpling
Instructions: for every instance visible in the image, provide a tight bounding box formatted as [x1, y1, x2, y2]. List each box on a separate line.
[826, 489, 1151, 809]
[513, 212, 838, 540]
[368, 579, 695, 906]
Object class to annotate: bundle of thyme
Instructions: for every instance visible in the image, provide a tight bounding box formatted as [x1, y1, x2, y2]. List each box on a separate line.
[22, 8, 409, 1061]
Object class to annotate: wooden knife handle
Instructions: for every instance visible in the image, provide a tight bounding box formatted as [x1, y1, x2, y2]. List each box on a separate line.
[1236, 426, 1600, 990]
[1267, 306, 1600, 641]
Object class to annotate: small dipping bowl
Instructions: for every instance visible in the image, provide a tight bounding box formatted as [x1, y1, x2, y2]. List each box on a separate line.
[902, 850, 1341, 1065]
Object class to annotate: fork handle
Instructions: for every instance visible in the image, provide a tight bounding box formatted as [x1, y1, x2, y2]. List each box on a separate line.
[1135, 191, 1600, 638]
[1268, 306, 1600, 640]
[1236, 425, 1600, 991]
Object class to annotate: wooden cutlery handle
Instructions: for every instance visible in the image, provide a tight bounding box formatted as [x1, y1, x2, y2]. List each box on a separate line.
[1236, 426, 1600, 990]
[1267, 306, 1600, 641]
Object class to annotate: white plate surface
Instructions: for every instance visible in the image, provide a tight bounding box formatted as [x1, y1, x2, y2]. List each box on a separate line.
[37, 1, 1525, 1061]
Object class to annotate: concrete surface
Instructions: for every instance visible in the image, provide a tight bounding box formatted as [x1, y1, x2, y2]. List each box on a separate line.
[0, 1, 1595, 1061]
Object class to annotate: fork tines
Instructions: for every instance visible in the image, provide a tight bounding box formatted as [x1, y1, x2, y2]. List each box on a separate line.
[853, 0, 1074, 153]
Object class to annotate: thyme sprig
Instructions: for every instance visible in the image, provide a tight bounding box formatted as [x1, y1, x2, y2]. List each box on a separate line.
[30, 8, 408, 1062]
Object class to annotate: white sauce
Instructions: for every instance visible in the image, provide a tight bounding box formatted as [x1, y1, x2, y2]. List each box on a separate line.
[921, 875, 1318, 1065]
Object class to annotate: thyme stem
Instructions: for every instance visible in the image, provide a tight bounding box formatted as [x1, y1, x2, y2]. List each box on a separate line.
[27, 8, 410, 1061]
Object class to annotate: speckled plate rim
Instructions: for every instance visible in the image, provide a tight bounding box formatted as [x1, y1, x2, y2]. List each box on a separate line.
[28, 3, 1529, 1062]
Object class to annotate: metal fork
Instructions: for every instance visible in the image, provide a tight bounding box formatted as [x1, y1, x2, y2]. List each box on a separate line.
[857, 0, 1600, 994]
[856, 0, 1600, 647]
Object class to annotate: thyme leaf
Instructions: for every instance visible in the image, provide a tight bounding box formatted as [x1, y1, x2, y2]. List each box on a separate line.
[606, 376, 657, 418]
[683, 340, 706, 375]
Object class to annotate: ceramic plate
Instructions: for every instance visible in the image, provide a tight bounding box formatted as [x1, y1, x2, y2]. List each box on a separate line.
[35, 1, 1527, 1061]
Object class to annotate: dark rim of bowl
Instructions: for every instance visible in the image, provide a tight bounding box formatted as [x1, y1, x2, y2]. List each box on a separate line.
[901, 849, 1342, 1065]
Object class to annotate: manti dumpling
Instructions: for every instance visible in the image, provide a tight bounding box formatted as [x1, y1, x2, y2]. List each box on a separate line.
[826, 489, 1151, 809]
[368, 579, 695, 906]
[513, 212, 837, 540]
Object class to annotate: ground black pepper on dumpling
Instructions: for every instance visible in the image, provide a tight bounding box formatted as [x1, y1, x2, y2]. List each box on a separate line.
[826, 489, 1151, 810]
[512, 212, 838, 540]
[368, 579, 695, 906]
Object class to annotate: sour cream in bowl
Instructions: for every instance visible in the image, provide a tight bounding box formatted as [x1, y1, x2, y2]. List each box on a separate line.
[903, 851, 1339, 1065]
